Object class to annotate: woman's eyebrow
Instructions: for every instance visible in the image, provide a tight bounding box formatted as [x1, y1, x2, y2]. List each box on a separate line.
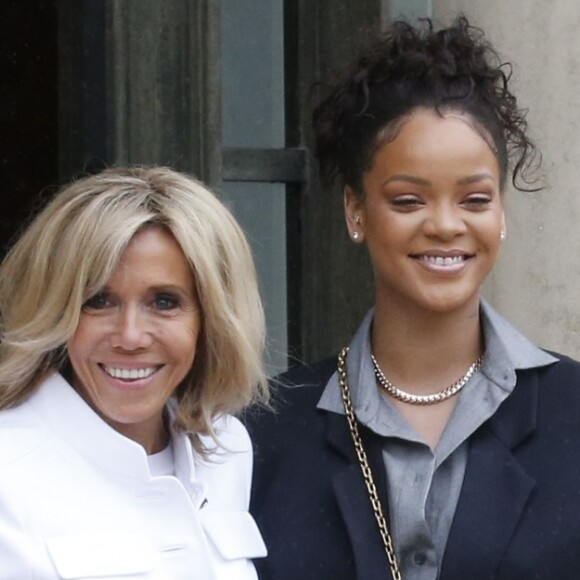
[456, 173, 496, 185]
[382, 175, 430, 187]
[381, 173, 497, 187]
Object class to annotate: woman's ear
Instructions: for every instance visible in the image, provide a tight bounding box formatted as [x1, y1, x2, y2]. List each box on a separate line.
[344, 186, 365, 243]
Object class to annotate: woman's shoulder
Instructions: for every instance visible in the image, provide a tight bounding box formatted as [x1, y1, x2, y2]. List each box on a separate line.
[0, 402, 52, 470]
[274, 356, 338, 398]
[244, 356, 338, 444]
[256, 357, 338, 420]
[536, 350, 580, 382]
[519, 351, 580, 412]
[211, 414, 252, 451]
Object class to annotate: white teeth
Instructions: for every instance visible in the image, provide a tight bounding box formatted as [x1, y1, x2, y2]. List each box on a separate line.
[421, 255, 465, 266]
[103, 366, 158, 380]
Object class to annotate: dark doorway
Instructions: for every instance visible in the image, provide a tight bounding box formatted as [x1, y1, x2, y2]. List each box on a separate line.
[1, 0, 59, 256]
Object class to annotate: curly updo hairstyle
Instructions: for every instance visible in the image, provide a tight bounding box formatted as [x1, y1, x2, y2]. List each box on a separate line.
[313, 16, 539, 195]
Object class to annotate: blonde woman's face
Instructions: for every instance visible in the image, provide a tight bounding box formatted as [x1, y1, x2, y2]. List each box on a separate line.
[67, 226, 201, 454]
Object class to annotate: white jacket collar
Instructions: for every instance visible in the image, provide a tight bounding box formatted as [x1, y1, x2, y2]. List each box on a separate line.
[27, 372, 199, 485]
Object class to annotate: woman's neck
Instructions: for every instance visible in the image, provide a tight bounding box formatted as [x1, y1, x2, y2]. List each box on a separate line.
[371, 297, 483, 396]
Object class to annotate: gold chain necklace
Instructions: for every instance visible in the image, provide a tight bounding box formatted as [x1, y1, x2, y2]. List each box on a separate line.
[337, 347, 403, 580]
[371, 354, 483, 405]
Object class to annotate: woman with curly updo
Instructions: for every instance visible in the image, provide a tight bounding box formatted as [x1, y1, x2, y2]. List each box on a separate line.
[248, 16, 580, 580]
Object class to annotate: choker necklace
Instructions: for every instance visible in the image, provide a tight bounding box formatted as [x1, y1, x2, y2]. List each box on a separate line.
[371, 354, 483, 405]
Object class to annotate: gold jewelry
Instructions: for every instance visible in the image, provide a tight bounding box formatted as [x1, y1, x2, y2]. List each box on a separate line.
[371, 354, 483, 405]
[337, 347, 403, 580]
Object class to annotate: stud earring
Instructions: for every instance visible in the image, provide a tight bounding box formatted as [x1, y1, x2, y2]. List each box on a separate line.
[352, 231, 360, 241]
[500, 229, 506, 240]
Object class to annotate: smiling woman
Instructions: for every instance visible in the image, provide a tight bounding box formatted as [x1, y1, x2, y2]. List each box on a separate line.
[347, 110, 505, 320]
[248, 16, 580, 580]
[68, 226, 201, 454]
[0, 166, 268, 579]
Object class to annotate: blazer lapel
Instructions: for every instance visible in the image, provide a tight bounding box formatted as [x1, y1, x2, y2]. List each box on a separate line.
[441, 370, 539, 579]
[326, 411, 398, 580]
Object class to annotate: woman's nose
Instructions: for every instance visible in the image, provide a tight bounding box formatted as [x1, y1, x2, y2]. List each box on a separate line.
[111, 307, 153, 351]
[423, 204, 467, 240]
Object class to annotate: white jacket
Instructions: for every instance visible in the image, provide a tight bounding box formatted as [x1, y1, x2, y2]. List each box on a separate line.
[0, 372, 266, 579]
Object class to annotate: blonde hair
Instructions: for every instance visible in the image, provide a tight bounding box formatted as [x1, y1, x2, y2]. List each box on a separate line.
[0, 166, 268, 445]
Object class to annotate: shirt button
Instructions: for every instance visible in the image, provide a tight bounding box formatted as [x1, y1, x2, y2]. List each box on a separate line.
[414, 552, 427, 566]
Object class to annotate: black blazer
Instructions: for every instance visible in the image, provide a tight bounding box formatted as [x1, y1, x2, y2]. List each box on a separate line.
[247, 354, 580, 580]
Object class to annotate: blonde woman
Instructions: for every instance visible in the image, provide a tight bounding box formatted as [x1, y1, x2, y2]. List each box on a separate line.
[0, 166, 268, 579]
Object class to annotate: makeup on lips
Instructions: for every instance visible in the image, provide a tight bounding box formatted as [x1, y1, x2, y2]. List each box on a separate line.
[411, 250, 474, 274]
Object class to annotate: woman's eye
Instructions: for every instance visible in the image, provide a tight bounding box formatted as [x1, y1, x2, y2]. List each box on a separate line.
[153, 294, 179, 311]
[463, 194, 492, 208]
[391, 195, 423, 210]
[83, 292, 110, 310]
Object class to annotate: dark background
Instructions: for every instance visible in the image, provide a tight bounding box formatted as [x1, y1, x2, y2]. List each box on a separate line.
[0, 0, 378, 363]
[1, 0, 59, 256]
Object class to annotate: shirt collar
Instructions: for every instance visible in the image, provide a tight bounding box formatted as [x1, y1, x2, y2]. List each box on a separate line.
[479, 299, 557, 389]
[318, 300, 558, 417]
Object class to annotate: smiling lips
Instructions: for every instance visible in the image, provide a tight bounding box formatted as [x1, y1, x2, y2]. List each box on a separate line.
[100, 365, 161, 381]
[412, 252, 474, 271]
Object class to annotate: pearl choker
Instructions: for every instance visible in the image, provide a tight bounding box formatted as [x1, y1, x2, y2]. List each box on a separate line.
[371, 354, 483, 405]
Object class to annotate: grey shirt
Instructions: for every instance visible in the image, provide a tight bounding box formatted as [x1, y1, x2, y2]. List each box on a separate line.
[318, 301, 556, 580]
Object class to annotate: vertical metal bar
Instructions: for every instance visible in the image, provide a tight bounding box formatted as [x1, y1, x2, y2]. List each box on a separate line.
[195, 0, 222, 187]
[284, 0, 303, 363]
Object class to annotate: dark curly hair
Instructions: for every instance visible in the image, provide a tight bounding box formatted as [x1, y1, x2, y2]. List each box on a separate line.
[312, 16, 539, 194]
